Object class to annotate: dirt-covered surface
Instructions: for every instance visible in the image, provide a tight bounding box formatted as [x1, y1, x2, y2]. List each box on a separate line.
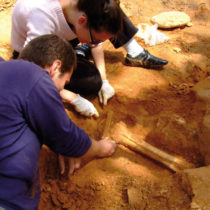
[0, 0, 210, 209]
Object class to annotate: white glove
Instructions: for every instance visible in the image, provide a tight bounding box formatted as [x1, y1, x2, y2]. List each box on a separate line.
[71, 94, 99, 117]
[98, 80, 115, 105]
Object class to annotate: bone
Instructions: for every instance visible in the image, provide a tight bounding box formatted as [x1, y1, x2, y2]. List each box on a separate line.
[111, 121, 195, 172]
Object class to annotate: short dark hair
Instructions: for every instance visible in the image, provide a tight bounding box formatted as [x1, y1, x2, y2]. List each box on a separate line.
[19, 34, 77, 74]
[77, 0, 123, 36]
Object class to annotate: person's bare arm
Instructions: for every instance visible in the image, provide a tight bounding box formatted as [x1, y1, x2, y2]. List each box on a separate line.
[59, 138, 117, 176]
[91, 44, 115, 105]
[91, 44, 107, 80]
[60, 89, 77, 103]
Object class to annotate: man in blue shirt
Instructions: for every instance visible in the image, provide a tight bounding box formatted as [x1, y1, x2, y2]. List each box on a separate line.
[0, 34, 117, 210]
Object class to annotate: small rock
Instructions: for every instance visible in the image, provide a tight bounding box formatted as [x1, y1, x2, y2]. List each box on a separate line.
[191, 202, 201, 209]
[173, 47, 181, 53]
[187, 22, 193, 27]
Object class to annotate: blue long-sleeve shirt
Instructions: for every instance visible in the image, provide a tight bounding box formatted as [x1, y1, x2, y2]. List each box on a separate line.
[0, 58, 92, 209]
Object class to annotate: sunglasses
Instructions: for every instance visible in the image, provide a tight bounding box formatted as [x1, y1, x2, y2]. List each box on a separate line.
[88, 23, 103, 47]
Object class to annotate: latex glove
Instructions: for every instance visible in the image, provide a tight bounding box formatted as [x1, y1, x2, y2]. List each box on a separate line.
[71, 94, 99, 117]
[98, 80, 115, 105]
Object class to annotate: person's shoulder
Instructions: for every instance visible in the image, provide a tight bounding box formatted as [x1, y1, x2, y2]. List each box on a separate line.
[3, 59, 47, 78]
[14, 0, 52, 13]
[18, 0, 58, 10]
[0, 59, 50, 96]
[15, 0, 45, 7]
[18, 59, 47, 74]
[0, 57, 5, 62]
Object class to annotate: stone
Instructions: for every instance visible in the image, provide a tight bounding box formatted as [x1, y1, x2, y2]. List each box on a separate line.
[181, 166, 210, 210]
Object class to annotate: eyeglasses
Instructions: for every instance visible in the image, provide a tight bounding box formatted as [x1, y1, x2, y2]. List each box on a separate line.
[88, 23, 102, 47]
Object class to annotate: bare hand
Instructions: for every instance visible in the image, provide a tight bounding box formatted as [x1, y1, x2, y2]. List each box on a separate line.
[58, 139, 117, 176]
[58, 154, 82, 176]
[95, 138, 117, 157]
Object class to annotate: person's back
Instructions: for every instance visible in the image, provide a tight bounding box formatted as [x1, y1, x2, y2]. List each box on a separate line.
[0, 34, 88, 209]
[0, 58, 91, 209]
[0, 59, 49, 209]
[11, 0, 76, 52]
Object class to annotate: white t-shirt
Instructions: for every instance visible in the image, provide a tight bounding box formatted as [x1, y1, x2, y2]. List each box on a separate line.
[11, 0, 77, 51]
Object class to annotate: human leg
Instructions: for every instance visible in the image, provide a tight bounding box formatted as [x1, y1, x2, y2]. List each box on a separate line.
[57, 38, 100, 95]
[74, 44, 91, 59]
[12, 50, 19, 59]
[110, 10, 168, 68]
[110, 10, 138, 49]
[65, 56, 102, 95]
[68, 37, 91, 60]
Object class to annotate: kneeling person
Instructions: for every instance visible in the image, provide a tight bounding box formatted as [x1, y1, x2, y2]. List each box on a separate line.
[0, 34, 116, 210]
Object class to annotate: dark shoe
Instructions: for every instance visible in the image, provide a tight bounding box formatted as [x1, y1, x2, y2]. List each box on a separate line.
[125, 49, 168, 68]
[74, 44, 91, 59]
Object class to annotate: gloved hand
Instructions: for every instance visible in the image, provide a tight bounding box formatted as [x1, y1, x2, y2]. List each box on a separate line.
[98, 80, 115, 105]
[71, 94, 99, 117]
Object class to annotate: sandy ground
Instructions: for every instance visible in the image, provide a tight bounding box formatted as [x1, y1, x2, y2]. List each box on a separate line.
[0, 0, 210, 209]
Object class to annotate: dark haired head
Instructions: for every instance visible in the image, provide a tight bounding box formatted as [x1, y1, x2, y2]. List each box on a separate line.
[77, 0, 123, 37]
[20, 34, 76, 74]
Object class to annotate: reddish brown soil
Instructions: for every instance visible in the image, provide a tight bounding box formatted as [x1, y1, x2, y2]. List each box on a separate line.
[0, 0, 209, 209]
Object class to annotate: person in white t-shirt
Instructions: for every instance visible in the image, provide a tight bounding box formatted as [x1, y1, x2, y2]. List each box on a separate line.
[11, 0, 168, 118]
